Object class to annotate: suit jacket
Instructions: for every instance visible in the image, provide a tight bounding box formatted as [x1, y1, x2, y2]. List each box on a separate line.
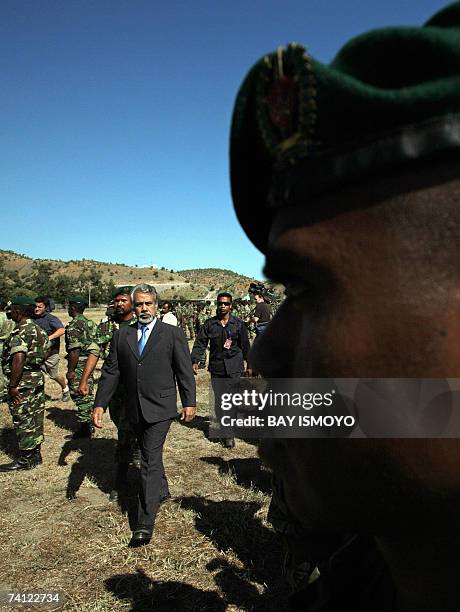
[94, 319, 196, 424]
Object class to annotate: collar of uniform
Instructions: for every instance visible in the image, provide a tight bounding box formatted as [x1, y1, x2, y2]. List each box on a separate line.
[212, 314, 237, 326]
[17, 318, 32, 327]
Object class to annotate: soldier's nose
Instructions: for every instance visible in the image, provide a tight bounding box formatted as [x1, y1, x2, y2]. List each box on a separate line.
[250, 301, 310, 378]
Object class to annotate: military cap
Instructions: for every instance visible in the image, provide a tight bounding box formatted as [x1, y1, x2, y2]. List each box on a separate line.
[10, 296, 36, 305]
[230, 2, 460, 252]
[112, 286, 134, 298]
[67, 296, 88, 307]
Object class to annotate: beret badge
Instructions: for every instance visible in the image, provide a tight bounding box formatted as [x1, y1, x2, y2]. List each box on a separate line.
[256, 43, 318, 163]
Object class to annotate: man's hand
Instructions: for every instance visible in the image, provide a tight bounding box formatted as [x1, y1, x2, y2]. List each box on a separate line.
[8, 386, 22, 405]
[92, 407, 105, 428]
[192, 363, 199, 375]
[66, 371, 76, 383]
[78, 380, 89, 395]
[180, 406, 196, 422]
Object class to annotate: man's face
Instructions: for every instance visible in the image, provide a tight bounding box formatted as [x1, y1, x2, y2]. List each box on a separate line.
[217, 297, 232, 316]
[161, 303, 170, 314]
[10, 305, 22, 323]
[134, 292, 157, 324]
[34, 302, 46, 317]
[113, 294, 132, 317]
[252, 198, 460, 532]
[254, 293, 264, 304]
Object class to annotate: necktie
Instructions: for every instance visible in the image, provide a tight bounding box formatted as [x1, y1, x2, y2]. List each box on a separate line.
[138, 325, 148, 355]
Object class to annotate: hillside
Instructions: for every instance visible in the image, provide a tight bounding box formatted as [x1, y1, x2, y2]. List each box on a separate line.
[178, 268, 256, 298]
[0, 249, 185, 285]
[0, 250, 264, 302]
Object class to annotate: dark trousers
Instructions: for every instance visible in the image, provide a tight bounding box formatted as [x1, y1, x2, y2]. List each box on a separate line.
[134, 416, 173, 529]
[211, 372, 241, 439]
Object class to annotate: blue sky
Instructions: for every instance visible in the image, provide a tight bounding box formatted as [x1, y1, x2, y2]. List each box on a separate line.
[1, 0, 446, 278]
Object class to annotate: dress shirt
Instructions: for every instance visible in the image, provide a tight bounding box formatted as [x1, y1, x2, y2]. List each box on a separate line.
[137, 318, 157, 344]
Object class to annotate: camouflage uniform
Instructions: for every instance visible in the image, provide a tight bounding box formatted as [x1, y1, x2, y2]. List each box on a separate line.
[239, 301, 255, 340]
[65, 313, 98, 423]
[0, 312, 15, 399]
[196, 308, 208, 368]
[90, 317, 137, 461]
[175, 303, 185, 333]
[2, 319, 50, 450]
[93, 316, 118, 361]
[183, 303, 195, 339]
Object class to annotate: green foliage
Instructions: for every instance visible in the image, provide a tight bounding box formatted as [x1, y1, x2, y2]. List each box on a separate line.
[0, 250, 275, 305]
[0, 253, 117, 304]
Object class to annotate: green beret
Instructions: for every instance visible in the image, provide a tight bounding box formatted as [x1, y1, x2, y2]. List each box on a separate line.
[10, 296, 35, 306]
[67, 296, 88, 307]
[230, 2, 460, 252]
[112, 286, 133, 298]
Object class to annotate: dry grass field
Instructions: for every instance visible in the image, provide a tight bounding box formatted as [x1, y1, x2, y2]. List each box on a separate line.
[0, 310, 288, 611]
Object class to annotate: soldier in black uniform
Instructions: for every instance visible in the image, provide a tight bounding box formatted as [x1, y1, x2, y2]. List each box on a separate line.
[191, 292, 250, 448]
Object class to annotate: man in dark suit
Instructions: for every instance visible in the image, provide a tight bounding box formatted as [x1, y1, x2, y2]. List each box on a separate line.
[93, 283, 196, 547]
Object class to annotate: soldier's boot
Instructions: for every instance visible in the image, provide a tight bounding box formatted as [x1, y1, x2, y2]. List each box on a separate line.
[0, 446, 41, 472]
[72, 422, 94, 439]
[131, 443, 141, 469]
[222, 437, 235, 449]
[109, 462, 129, 502]
[31, 444, 43, 467]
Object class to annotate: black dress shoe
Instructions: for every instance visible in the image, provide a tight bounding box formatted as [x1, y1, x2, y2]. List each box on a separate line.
[129, 528, 152, 548]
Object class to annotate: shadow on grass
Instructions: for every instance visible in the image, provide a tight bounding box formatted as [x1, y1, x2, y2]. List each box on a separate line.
[177, 496, 288, 607]
[200, 456, 272, 495]
[58, 437, 118, 499]
[105, 568, 226, 611]
[58, 436, 140, 525]
[0, 426, 17, 459]
[181, 415, 228, 447]
[180, 415, 209, 436]
[46, 407, 79, 432]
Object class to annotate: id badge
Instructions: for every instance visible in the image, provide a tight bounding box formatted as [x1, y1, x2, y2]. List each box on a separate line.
[224, 338, 232, 349]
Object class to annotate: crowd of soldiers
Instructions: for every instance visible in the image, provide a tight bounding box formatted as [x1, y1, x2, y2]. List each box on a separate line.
[174, 296, 278, 342]
[0, 286, 276, 492]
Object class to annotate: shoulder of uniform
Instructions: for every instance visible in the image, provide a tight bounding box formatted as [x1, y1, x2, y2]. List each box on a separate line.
[116, 324, 130, 336]
[22, 319, 39, 332]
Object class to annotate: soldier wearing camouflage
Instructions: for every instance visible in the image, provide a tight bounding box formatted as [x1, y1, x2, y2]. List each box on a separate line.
[0, 300, 15, 400]
[65, 296, 98, 437]
[93, 316, 118, 361]
[79, 287, 138, 500]
[183, 302, 195, 339]
[0, 297, 50, 472]
[196, 305, 208, 368]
